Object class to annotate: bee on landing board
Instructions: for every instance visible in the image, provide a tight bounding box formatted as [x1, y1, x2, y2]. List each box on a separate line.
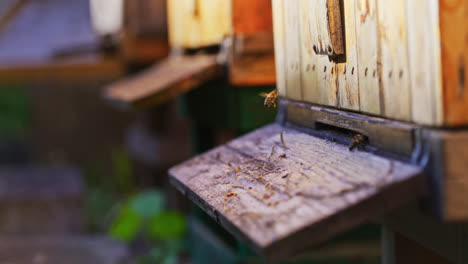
[259, 90, 279, 108]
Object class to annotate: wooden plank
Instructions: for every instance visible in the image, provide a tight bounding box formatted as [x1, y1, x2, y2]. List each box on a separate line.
[406, 0, 443, 125]
[272, 0, 286, 97]
[104, 55, 222, 110]
[337, 0, 359, 110]
[310, 0, 345, 56]
[170, 124, 424, 261]
[167, 0, 231, 49]
[0, 55, 124, 83]
[299, 0, 319, 103]
[311, 0, 338, 106]
[284, 0, 302, 100]
[376, 0, 411, 121]
[440, 0, 468, 125]
[355, 0, 380, 115]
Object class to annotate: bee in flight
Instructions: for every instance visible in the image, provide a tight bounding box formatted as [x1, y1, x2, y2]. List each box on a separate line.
[259, 89, 279, 108]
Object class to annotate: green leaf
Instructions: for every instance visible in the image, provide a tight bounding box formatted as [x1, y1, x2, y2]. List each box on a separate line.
[148, 211, 186, 240]
[111, 148, 134, 194]
[109, 205, 141, 242]
[129, 189, 165, 219]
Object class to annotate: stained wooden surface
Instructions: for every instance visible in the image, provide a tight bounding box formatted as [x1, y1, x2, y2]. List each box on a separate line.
[406, 0, 443, 125]
[310, 0, 344, 56]
[440, 0, 468, 125]
[376, 0, 411, 121]
[337, 0, 359, 110]
[284, 0, 302, 100]
[170, 124, 424, 261]
[275, 0, 468, 126]
[104, 55, 221, 110]
[312, 0, 337, 106]
[355, 0, 380, 115]
[167, 0, 231, 49]
[299, 0, 319, 103]
[272, 0, 286, 96]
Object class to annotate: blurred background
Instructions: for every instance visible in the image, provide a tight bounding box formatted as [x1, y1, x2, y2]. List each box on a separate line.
[0, 0, 380, 263]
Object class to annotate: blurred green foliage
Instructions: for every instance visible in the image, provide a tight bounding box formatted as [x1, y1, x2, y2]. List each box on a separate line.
[0, 85, 30, 139]
[110, 190, 187, 264]
[84, 146, 187, 264]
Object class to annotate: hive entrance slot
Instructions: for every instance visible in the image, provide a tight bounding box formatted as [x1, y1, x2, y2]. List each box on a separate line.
[315, 121, 368, 146]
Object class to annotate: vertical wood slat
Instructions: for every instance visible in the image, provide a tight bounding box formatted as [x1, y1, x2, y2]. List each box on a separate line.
[299, 0, 319, 103]
[311, 0, 338, 106]
[440, 0, 468, 125]
[167, 0, 231, 49]
[284, 0, 302, 100]
[376, 0, 411, 121]
[406, 0, 443, 125]
[337, 0, 359, 110]
[272, 0, 286, 97]
[355, 0, 380, 115]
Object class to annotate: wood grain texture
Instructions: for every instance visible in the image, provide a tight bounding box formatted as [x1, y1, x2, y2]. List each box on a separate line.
[272, 0, 286, 96]
[170, 124, 424, 261]
[406, 0, 443, 126]
[376, 0, 411, 121]
[284, 0, 302, 100]
[440, 0, 468, 125]
[310, 0, 344, 56]
[355, 0, 380, 115]
[299, 0, 320, 103]
[337, 0, 359, 110]
[167, 0, 231, 48]
[104, 55, 221, 110]
[311, 0, 338, 106]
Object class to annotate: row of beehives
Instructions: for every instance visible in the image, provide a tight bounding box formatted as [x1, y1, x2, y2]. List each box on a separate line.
[273, 0, 468, 126]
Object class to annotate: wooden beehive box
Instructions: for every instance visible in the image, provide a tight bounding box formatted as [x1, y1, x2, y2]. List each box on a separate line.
[121, 0, 170, 63]
[105, 0, 276, 110]
[169, 0, 468, 261]
[274, 0, 467, 126]
[229, 0, 276, 86]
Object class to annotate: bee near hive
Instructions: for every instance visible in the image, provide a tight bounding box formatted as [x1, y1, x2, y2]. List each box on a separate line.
[260, 89, 279, 108]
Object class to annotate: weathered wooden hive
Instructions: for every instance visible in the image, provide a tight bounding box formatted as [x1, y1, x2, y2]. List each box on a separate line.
[104, 0, 276, 109]
[169, 0, 468, 262]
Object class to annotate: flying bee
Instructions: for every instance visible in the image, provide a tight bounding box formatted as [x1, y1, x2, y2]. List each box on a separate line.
[259, 89, 279, 108]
